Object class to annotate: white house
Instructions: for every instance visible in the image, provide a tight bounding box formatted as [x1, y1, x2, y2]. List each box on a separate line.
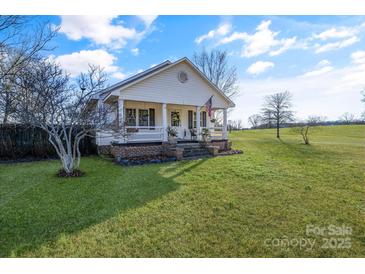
[94, 57, 235, 154]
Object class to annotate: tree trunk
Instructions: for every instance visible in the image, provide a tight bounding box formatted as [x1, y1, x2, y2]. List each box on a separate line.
[60, 153, 74, 174]
[276, 121, 280, 138]
[3, 112, 8, 124]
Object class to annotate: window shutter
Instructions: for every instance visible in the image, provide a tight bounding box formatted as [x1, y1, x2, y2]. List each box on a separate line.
[149, 108, 155, 128]
[202, 111, 207, 127]
[188, 110, 193, 129]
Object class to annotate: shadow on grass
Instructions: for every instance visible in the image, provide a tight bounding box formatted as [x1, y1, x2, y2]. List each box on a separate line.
[0, 157, 205, 257]
[160, 158, 208, 180]
[274, 138, 345, 160]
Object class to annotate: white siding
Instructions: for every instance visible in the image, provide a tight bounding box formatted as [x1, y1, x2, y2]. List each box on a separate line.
[116, 62, 230, 108]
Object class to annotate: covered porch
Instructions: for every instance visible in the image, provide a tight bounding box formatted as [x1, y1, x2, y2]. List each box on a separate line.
[98, 98, 228, 145]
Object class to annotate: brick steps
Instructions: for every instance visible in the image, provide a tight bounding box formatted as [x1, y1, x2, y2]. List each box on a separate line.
[177, 143, 211, 158]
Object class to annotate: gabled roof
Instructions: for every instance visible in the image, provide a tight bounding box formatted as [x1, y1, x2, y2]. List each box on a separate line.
[92, 60, 171, 100]
[96, 57, 235, 107]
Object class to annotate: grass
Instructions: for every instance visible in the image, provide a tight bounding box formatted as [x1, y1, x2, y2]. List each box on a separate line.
[0, 125, 364, 257]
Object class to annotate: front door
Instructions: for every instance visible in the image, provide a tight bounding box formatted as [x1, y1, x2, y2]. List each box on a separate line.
[169, 110, 186, 139]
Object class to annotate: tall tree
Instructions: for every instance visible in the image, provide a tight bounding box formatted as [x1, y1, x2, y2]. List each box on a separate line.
[15, 59, 113, 176]
[0, 16, 57, 123]
[193, 49, 238, 98]
[261, 91, 294, 138]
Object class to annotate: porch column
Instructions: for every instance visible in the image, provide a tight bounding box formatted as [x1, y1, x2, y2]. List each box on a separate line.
[223, 108, 228, 139]
[196, 106, 201, 140]
[162, 103, 167, 142]
[118, 98, 124, 128]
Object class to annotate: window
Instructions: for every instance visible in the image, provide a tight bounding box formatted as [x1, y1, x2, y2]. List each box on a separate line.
[125, 108, 136, 126]
[178, 71, 188, 83]
[188, 110, 193, 129]
[189, 111, 206, 128]
[139, 109, 149, 127]
[171, 111, 181, 126]
[149, 108, 155, 127]
[201, 111, 207, 127]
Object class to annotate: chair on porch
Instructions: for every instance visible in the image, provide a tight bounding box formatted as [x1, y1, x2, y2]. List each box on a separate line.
[189, 129, 197, 140]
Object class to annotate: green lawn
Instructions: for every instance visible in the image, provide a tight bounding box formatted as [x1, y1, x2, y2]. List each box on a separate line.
[0, 125, 364, 257]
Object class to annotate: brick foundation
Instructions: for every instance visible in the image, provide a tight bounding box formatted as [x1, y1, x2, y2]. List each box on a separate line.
[97, 145, 112, 155]
[110, 143, 163, 159]
[99, 139, 231, 160]
[210, 140, 231, 151]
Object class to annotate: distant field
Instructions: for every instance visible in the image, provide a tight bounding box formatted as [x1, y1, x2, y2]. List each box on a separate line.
[0, 125, 364, 257]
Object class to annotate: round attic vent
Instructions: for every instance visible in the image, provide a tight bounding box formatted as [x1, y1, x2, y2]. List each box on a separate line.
[178, 71, 188, 83]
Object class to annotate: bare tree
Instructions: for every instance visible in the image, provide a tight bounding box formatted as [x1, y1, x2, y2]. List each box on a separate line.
[361, 111, 365, 122]
[193, 49, 238, 124]
[340, 112, 355, 124]
[15, 59, 113, 176]
[236, 119, 243, 130]
[260, 109, 275, 128]
[228, 119, 243, 131]
[0, 16, 57, 123]
[291, 125, 310, 145]
[307, 115, 326, 126]
[261, 91, 294, 138]
[193, 49, 238, 98]
[248, 114, 262, 129]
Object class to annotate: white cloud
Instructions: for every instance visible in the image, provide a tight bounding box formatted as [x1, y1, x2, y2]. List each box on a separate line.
[314, 27, 357, 40]
[137, 15, 158, 28]
[59, 15, 154, 49]
[131, 48, 139, 56]
[315, 36, 359, 53]
[317, 59, 331, 67]
[112, 72, 128, 80]
[300, 59, 334, 78]
[301, 66, 334, 78]
[216, 20, 296, 57]
[53, 49, 120, 77]
[312, 22, 365, 54]
[243, 20, 278, 57]
[351, 50, 365, 64]
[246, 61, 274, 75]
[216, 32, 248, 45]
[243, 21, 297, 57]
[269, 37, 297, 56]
[195, 23, 232, 44]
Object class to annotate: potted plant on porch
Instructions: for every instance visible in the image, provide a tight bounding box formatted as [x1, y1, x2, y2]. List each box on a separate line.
[166, 126, 178, 144]
[200, 128, 210, 143]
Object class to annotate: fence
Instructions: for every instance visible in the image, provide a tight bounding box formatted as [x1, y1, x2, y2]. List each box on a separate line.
[0, 124, 97, 160]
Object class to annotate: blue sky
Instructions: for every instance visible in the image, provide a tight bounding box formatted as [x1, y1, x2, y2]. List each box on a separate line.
[35, 16, 365, 125]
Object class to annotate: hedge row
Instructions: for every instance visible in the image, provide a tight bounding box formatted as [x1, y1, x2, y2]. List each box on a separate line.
[0, 124, 97, 160]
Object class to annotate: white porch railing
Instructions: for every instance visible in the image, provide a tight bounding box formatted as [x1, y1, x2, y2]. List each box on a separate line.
[124, 126, 164, 142]
[203, 127, 223, 140]
[109, 126, 224, 144]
